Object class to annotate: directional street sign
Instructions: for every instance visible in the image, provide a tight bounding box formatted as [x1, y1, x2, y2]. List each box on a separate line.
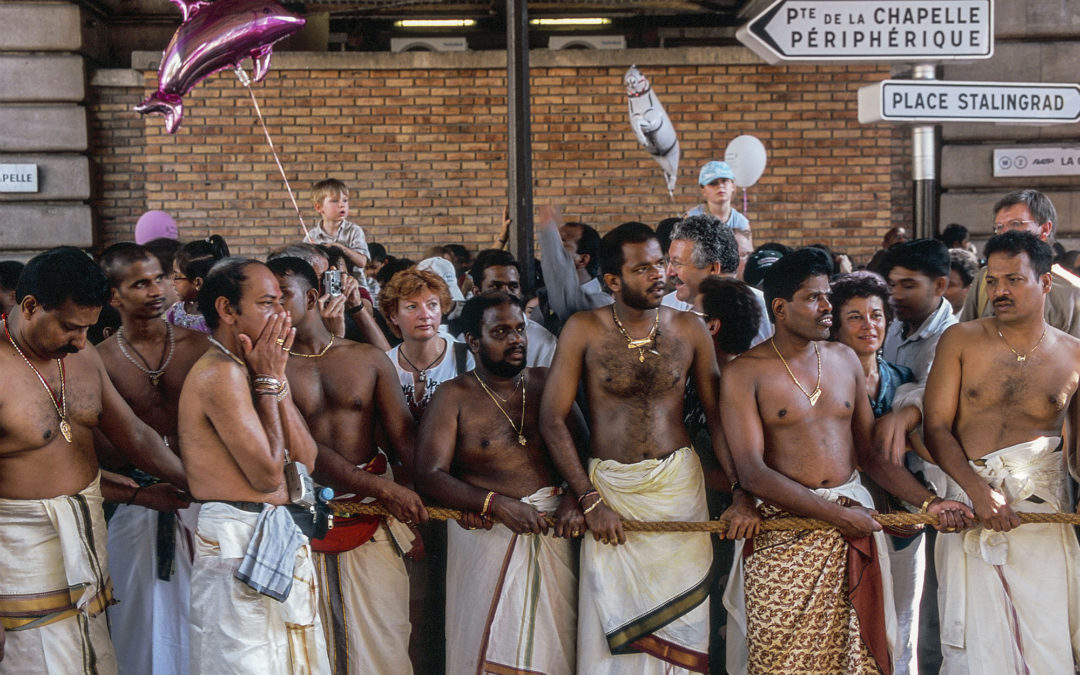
[858, 80, 1080, 124]
[737, 0, 994, 65]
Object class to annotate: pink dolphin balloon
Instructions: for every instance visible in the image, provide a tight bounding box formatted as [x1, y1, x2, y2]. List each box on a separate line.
[136, 0, 305, 133]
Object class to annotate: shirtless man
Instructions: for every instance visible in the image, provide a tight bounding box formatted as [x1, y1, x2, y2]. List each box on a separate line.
[539, 221, 758, 674]
[925, 231, 1080, 674]
[418, 291, 585, 675]
[0, 247, 186, 674]
[97, 243, 208, 675]
[178, 258, 329, 674]
[719, 247, 970, 675]
[266, 256, 425, 674]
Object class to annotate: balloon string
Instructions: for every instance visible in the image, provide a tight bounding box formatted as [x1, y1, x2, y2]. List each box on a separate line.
[235, 66, 308, 237]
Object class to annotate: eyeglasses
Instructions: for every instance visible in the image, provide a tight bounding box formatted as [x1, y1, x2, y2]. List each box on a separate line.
[992, 219, 1038, 234]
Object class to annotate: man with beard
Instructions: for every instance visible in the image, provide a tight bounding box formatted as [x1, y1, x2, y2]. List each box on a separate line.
[0, 247, 187, 674]
[926, 231, 1080, 673]
[178, 259, 329, 674]
[417, 292, 586, 675]
[540, 222, 759, 674]
[266, 256, 426, 674]
[720, 248, 970, 675]
[96, 243, 208, 675]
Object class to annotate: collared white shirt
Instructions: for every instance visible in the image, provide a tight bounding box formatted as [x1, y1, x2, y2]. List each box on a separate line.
[883, 297, 956, 384]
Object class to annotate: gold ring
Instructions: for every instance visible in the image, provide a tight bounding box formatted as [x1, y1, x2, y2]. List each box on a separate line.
[601, 538, 610, 544]
[275, 338, 286, 346]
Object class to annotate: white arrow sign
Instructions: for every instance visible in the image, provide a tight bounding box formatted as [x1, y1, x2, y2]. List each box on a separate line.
[737, 0, 994, 64]
[858, 81, 1080, 124]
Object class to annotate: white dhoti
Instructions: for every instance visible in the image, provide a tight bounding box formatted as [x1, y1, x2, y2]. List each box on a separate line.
[723, 472, 897, 675]
[936, 436, 1080, 675]
[0, 474, 117, 675]
[445, 486, 577, 675]
[107, 502, 198, 675]
[189, 502, 330, 675]
[312, 456, 412, 675]
[579, 448, 712, 674]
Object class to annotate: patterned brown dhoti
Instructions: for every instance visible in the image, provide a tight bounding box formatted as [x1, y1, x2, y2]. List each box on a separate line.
[724, 472, 896, 675]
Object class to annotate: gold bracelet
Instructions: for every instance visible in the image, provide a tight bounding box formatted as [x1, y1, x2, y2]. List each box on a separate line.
[481, 491, 496, 517]
[582, 495, 604, 516]
[919, 495, 941, 513]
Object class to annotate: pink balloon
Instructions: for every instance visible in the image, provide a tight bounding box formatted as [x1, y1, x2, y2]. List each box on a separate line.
[135, 0, 305, 133]
[134, 210, 179, 244]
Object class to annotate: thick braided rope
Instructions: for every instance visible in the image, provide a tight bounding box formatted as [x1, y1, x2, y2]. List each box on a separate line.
[330, 501, 1080, 532]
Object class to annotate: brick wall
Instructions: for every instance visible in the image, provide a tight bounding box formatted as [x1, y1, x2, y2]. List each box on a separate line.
[88, 82, 149, 248]
[89, 50, 910, 263]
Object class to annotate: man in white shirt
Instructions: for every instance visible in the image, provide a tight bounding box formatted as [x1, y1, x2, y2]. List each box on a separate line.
[664, 215, 771, 347]
[876, 238, 955, 675]
[465, 249, 558, 367]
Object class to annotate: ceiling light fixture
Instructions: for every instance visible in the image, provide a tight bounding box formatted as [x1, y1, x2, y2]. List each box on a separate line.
[530, 18, 612, 26]
[395, 19, 476, 28]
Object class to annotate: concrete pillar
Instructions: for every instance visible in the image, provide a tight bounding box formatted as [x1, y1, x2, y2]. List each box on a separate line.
[0, 2, 93, 257]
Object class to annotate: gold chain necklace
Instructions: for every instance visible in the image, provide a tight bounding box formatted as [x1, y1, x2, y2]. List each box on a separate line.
[3, 316, 72, 442]
[770, 338, 822, 406]
[473, 371, 527, 446]
[996, 323, 1046, 362]
[611, 305, 660, 362]
[288, 335, 334, 358]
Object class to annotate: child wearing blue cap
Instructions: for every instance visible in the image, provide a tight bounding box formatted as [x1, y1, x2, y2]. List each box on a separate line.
[685, 160, 750, 232]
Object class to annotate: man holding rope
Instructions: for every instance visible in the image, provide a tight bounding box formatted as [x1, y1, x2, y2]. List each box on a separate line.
[925, 231, 1080, 674]
[417, 292, 586, 675]
[267, 256, 425, 674]
[540, 222, 759, 674]
[720, 247, 971, 675]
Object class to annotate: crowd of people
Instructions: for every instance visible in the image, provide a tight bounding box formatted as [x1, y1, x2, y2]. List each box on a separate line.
[0, 170, 1079, 675]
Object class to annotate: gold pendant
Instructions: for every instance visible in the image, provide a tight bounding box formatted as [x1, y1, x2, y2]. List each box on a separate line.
[808, 388, 821, 406]
[150, 373, 161, 386]
[626, 337, 653, 350]
[637, 350, 645, 363]
[59, 418, 73, 443]
[518, 434, 527, 446]
[1016, 355, 1026, 362]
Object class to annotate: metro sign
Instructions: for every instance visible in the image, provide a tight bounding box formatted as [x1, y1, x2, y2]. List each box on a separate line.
[858, 80, 1080, 124]
[737, 0, 994, 64]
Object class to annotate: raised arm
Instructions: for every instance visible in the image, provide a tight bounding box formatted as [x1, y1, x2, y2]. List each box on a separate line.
[924, 324, 1018, 531]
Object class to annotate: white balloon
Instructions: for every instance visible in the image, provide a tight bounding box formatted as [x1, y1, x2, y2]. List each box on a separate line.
[625, 66, 680, 198]
[724, 135, 767, 188]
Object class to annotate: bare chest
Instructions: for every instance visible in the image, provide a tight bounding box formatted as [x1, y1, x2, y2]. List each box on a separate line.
[0, 360, 102, 450]
[960, 354, 1077, 422]
[588, 332, 689, 400]
[287, 359, 376, 421]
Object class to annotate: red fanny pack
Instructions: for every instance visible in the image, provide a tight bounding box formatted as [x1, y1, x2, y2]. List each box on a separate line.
[310, 453, 387, 554]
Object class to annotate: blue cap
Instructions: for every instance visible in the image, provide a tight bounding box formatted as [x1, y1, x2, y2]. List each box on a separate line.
[698, 161, 735, 186]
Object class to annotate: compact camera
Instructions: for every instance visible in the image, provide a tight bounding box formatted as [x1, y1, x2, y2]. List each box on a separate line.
[322, 269, 343, 296]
